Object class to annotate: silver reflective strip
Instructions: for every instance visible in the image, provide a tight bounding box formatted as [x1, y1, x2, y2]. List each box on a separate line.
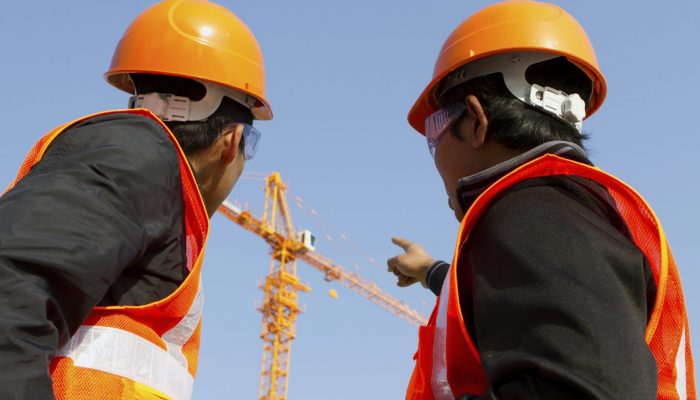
[162, 283, 204, 371]
[675, 327, 687, 399]
[57, 326, 193, 400]
[431, 264, 455, 400]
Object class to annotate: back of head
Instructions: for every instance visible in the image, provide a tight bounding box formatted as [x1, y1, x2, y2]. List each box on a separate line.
[130, 74, 253, 155]
[438, 56, 593, 150]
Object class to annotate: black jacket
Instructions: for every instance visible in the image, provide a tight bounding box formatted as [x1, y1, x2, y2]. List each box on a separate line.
[0, 113, 187, 399]
[426, 143, 658, 399]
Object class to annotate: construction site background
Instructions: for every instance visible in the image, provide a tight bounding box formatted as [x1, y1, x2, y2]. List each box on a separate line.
[0, 1, 698, 398]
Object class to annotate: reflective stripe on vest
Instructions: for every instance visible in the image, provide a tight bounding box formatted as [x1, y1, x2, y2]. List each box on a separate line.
[163, 285, 205, 370]
[677, 327, 688, 399]
[407, 154, 695, 400]
[7, 109, 210, 400]
[57, 326, 193, 400]
[431, 268, 453, 400]
[55, 284, 204, 400]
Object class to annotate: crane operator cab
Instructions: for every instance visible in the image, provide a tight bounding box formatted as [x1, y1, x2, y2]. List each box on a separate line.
[297, 229, 316, 252]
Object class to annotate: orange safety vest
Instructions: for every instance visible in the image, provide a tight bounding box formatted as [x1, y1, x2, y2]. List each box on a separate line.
[6, 109, 210, 400]
[407, 154, 695, 400]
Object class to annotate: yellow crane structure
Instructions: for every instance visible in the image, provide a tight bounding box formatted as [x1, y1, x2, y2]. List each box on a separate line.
[217, 172, 427, 400]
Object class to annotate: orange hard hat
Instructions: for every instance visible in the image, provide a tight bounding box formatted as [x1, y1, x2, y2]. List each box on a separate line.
[408, 0, 607, 134]
[105, 0, 272, 120]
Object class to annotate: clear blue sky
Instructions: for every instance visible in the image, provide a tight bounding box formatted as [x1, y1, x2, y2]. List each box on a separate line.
[1, 1, 698, 398]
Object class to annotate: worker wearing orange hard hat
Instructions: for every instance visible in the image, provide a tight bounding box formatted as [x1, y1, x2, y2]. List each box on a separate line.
[0, 1, 270, 399]
[387, 1, 695, 398]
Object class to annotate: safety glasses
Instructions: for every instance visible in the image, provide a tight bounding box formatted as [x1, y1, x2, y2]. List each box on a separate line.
[424, 102, 466, 157]
[240, 123, 261, 161]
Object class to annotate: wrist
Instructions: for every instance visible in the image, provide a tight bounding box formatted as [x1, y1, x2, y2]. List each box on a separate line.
[424, 260, 449, 291]
[420, 259, 440, 288]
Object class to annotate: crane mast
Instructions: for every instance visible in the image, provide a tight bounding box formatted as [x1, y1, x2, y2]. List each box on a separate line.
[217, 172, 427, 400]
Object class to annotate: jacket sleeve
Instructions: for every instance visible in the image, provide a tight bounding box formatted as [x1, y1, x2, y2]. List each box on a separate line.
[0, 115, 181, 399]
[426, 260, 449, 296]
[461, 183, 657, 400]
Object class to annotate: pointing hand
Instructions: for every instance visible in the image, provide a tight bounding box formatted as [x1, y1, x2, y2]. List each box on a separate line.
[387, 237, 435, 288]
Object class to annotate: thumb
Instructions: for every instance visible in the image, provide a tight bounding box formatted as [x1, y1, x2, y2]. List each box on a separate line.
[391, 236, 413, 251]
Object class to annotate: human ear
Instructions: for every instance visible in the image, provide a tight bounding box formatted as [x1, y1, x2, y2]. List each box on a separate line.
[465, 95, 488, 149]
[221, 124, 244, 165]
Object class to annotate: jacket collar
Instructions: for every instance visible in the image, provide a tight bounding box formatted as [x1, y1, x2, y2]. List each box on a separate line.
[455, 141, 592, 213]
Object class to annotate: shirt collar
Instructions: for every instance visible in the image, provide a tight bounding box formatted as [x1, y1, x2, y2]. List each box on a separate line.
[455, 141, 592, 213]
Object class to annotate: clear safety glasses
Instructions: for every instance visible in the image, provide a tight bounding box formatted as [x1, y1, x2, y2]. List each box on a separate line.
[424, 102, 466, 157]
[240, 123, 261, 161]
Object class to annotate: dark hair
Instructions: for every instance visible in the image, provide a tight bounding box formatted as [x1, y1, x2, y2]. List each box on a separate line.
[130, 73, 253, 155]
[438, 57, 592, 151]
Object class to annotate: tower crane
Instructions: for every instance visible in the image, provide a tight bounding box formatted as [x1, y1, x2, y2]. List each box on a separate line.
[217, 172, 427, 400]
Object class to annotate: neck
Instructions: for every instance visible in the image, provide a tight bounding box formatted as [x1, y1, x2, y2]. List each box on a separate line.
[187, 155, 218, 218]
[475, 142, 524, 172]
[456, 141, 590, 212]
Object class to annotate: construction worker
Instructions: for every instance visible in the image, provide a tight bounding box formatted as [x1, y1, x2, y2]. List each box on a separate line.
[0, 1, 271, 399]
[387, 1, 695, 399]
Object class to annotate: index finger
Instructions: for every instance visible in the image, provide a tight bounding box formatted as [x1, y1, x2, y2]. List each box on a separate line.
[391, 236, 413, 251]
